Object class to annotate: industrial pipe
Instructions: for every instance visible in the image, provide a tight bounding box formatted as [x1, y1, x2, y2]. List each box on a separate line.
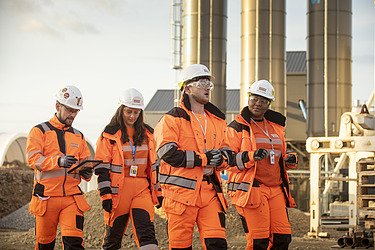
[337, 237, 346, 248]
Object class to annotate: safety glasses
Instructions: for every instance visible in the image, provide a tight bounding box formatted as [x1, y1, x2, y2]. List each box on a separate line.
[187, 78, 214, 90]
[249, 95, 271, 105]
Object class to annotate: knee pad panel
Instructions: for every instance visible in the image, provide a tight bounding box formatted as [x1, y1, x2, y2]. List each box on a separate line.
[253, 238, 269, 250]
[62, 236, 83, 250]
[271, 233, 291, 250]
[37, 240, 55, 250]
[102, 213, 129, 249]
[204, 238, 227, 250]
[132, 208, 158, 246]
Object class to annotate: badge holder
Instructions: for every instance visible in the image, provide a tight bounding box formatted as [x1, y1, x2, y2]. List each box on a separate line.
[270, 149, 275, 165]
[130, 165, 138, 177]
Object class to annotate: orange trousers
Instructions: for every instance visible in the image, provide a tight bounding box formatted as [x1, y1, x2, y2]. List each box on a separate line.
[236, 184, 291, 250]
[34, 196, 85, 249]
[103, 177, 157, 249]
[163, 181, 227, 249]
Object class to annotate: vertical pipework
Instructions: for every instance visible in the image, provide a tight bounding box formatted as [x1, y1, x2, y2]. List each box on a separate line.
[240, 0, 286, 114]
[307, 0, 352, 137]
[182, 0, 227, 112]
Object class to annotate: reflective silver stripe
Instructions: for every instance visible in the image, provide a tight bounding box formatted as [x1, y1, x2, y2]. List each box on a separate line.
[35, 156, 46, 171]
[40, 122, 50, 132]
[255, 138, 282, 145]
[110, 164, 122, 173]
[227, 182, 237, 191]
[98, 181, 111, 189]
[94, 163, 110, 170]
[26, 150, 42, 160]
[159, 174, 196, 190]
[111, 187, 119, 194]
[237, 182, 250, 192]
[154, 183, 160, 190]
[124, 158, 147, 166]
[151, 160, 159, 172]
[35, 168, 66, 181]
[185, 150, 195, 168]
[157, 142, 178, 158]
[123, 144, 148, 151]
[220, 147, 232, 151]
[236, 152, 245, 170]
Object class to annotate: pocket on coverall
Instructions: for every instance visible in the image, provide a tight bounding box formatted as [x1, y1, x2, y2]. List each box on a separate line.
[29, 196, 47, 216]
[73, 194, 91, 212]
[163, 198, 187, 215]
[248, 187, 262, 208]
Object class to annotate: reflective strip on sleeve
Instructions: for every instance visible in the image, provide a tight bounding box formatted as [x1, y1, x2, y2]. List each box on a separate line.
[35, 156, 46, 171]
[94, 163, 111, 170]
[110, 164, 122, 173]
[151, 161, 159, 172]
[159, 174, 196, 190]
[236, 152, 245, 170]
[157, 142, 178, 158]
[34, 168, 66, 181]
[111, 187, 119, 194]
[237, 182, 250, 192]
[185, 150, 195, 168]
[98, 181, 111, 189]
[26, 150, 42, 160]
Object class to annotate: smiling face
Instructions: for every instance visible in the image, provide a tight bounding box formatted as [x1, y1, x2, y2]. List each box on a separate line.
[248, 94, 271, 119]
[122, 106, 142, 127]
[56, 101, 79, 126]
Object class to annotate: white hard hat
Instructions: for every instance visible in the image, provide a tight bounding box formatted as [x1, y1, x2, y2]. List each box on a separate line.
[178, 64, 212, 90]
[248, 79, 275, 101]
[55, 85, 83, 110]
[119, 88, 145, 110]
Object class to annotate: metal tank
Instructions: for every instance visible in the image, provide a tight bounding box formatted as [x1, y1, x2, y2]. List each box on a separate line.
[307, 0, 352, 137]
[182, 0, 228, 112]
[240, 0, 286, 114]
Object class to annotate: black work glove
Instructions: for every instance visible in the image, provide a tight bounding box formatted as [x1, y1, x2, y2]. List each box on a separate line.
[205, 149, 224, 166]
[58, 155, 78, 168]
[102, 199, 112, 213]
[285, 153, 298, 164]
[220, 149, 236, 166]
[253, 149, 269, 161]
[79, 167, 93, 179]
[156, 196, 164, 209]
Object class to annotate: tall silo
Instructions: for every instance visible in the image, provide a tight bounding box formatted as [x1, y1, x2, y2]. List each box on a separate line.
[240, 0, 286, 114]
[182, 0, 228, 112]
[307, 0, 352, 137]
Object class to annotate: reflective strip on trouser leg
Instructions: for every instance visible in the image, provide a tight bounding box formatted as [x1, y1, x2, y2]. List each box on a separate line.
[102, 214, 129, 250]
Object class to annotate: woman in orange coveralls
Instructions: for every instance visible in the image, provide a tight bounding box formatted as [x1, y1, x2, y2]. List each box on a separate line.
[94, 88, 160, 250]
[225, 80, 298, 250]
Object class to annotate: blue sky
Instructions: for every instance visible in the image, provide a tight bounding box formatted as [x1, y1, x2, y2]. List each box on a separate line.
[0, 0, 374, 143]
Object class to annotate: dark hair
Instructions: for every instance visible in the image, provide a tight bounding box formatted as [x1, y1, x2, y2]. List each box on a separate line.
[105, 105, 146, 146]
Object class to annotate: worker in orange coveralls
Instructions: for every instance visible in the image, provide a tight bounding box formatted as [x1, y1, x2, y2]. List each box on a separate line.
[225, 80, 298, 250]
[26, 85, 93, 250]
[94, 88, 160, 250]
[154, 64, 231, 250]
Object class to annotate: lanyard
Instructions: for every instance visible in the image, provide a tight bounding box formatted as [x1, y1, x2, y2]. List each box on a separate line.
[250, 118, 274, 150]
[191, 111, 207, 149]
[128, 140, 137, 161]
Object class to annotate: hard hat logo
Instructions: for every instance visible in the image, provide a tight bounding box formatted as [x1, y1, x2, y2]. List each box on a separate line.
[119, 88, 145, 110]
[55, 85, 84, 110]
[249, 79, 275, 101]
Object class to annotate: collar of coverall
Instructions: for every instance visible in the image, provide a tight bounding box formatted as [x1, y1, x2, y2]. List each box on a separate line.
[51, 114, 71, 130]
[180, 91, 226, 120]
[240, 107, 286, 127]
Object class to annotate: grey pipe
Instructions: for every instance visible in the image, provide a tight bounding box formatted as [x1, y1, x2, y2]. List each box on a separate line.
[360, 237, 373, 248]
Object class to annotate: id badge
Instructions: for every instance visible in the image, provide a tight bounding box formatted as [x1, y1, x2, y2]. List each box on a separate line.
[269, 150, 275, 165]
[130, 165, 138, 177]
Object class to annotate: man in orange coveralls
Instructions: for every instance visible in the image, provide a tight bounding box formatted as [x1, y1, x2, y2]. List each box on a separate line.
[225, 79, 298, 250]
[154, 64, 231, 250]
[26, 85, 93, 249]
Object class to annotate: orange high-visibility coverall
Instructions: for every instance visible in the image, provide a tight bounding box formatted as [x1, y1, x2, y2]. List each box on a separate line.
[226, 108, 297, 250]
[94, 125, 160, 249]
[154, 92, 229, 250]
[26, 115, 91, 250]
